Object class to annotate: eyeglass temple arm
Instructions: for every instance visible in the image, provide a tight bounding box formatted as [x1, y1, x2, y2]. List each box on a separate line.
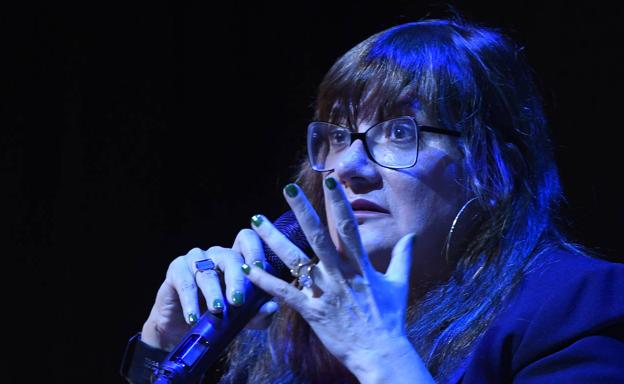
[420, 125, 461, 137]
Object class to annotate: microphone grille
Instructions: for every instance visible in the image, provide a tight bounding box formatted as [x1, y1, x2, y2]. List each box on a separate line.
[262, 210, 312, 281]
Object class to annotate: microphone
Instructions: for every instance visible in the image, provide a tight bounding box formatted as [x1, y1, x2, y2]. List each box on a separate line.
[153, 210, 311, 383]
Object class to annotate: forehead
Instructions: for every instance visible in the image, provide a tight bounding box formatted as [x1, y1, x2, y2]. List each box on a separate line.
[323, 87, 436, 132]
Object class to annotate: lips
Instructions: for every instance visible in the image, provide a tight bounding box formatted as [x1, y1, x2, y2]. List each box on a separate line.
[350, 199, 390, 214]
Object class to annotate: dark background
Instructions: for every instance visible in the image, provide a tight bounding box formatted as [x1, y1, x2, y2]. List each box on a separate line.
[4, 1, 623, 382]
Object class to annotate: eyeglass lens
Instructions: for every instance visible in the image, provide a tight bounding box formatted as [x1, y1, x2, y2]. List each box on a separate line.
[307, 117, 419, 171]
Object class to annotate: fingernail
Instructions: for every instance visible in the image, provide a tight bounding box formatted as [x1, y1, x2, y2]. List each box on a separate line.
[188, 313, 198, 325]
[325, 177, 337, 190]
[252, 260, 264, 270]
[251, 214, 264, 227]
[213, 299, 224, 312]
[232, 290, 244, 306]
[284, 183, 298, 197]
[241, 263, 251, 275]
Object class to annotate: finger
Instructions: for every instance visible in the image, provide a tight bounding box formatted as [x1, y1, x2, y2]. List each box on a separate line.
[183, 248, 225, 313]
[232, 228, 266, 269]
[168, 255, 201, 325]
[242, 262, 308, 314]
[206, 246, 247, 307]
[257, 300, 279, 316]
[249, 214, 312, 270]
[197, 269, 226, 313]
[250, 214, 336, 292]
[322, 176, 372, 276]
[281, 183, 342, 275]
[385, 233, 416, 287]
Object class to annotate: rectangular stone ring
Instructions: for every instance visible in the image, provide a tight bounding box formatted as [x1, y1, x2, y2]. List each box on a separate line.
[195, 258, 216, 271]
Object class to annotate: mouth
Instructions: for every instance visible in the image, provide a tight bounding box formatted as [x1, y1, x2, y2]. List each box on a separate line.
[350, 199, 390, 216]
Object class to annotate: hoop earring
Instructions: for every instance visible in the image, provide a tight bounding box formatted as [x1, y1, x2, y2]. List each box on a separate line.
[443, 197, 479, 262]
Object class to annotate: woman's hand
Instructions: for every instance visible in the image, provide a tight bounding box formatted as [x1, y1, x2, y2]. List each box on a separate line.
[242, 179, 435, 384]
[140, 230, 279, 351]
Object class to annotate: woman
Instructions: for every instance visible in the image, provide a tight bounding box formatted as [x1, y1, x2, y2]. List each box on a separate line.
[122, 16, 624, 383]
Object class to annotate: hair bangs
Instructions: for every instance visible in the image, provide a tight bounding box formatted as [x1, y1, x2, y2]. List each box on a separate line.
[315, 22, 480, 132]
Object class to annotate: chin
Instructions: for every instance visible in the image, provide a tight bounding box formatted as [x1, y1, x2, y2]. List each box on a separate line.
[361, 237, 394, 272]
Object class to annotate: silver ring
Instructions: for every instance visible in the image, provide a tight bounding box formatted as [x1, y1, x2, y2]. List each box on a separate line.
[297, 264, 315, 288]
[290, 260, 313, 278]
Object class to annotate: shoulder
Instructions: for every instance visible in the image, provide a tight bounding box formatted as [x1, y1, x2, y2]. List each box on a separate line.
[522, 247, 624, 297]
[458, 248, 624, 383]
[511, 248, 624, 328]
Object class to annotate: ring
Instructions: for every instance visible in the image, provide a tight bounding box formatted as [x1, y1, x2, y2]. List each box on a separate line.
[195, 258, 216, 272]
[290, 260, 313, 278]
[297, 264, 315, 288]
[194, 258, 216, 280]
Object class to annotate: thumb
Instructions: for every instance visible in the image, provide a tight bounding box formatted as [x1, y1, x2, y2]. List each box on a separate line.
[245, 300, 279, 330]
[384, 233, 416, 286]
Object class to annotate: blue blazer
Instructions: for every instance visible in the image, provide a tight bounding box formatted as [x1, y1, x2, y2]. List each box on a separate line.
[450, 249, 624, 383]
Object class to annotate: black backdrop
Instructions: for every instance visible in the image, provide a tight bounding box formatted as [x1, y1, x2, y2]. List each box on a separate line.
[4, 1, 623, 382]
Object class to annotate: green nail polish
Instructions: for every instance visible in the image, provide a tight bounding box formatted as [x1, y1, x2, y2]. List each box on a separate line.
[252, 260, 264, 270]
[232, 290, 244, 306]
[241, 263, 251, 275]
[213, 299, 224, 311]
[284, 183, 298, 197]
[188, 313, 198, 325]
[251, 214, 264, 227]
[325, 177, 337, 190]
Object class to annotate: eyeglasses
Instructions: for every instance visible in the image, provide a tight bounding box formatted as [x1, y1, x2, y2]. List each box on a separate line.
[307, 116, 461, 172]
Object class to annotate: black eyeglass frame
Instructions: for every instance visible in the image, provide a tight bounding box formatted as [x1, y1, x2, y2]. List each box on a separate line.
[307, 116, 461, 172]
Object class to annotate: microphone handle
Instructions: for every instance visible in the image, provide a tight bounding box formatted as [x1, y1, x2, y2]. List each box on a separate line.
[153, 267, 276, 383]
[153, 211, 309, 383]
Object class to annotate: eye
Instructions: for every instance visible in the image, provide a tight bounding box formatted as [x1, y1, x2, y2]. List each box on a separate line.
[387, 123, 415, 143]
[328, 128, 350, 146]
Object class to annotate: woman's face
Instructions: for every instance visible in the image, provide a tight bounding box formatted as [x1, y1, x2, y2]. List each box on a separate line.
[324, 112, 466, 288]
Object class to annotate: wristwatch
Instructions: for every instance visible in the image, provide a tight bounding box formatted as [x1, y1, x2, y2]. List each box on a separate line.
[120, 333, 170, 384]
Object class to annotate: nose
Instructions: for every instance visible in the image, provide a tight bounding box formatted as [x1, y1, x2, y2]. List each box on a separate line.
[333, 139, 382, 192]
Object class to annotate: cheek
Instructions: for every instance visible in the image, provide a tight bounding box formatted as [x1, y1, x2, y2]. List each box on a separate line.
[386, 157, 464, 234]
